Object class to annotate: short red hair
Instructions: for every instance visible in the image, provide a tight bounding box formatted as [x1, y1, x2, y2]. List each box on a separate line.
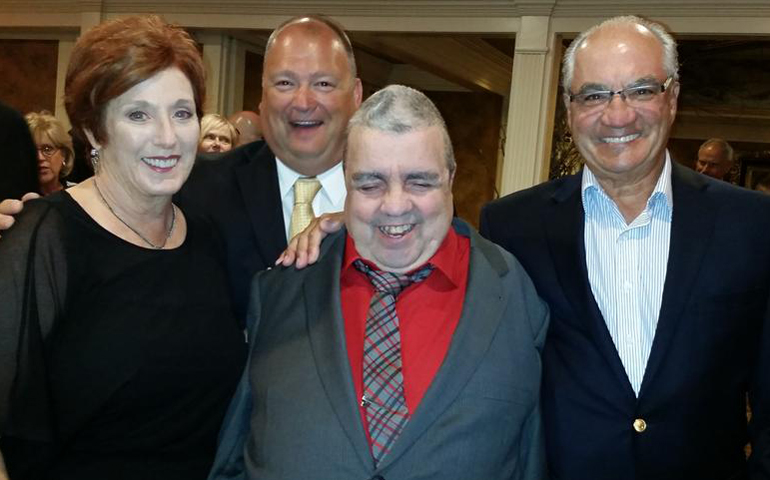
[65, 15, 205, 145]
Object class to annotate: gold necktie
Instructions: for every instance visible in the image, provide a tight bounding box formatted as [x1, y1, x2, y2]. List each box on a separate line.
[289, 177, 322, 239]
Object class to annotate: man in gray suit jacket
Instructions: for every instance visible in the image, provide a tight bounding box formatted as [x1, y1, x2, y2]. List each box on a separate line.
[209, 85, 548, 480]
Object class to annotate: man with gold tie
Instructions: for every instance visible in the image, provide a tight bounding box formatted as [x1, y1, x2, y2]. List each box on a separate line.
[176, 15, 362, 324]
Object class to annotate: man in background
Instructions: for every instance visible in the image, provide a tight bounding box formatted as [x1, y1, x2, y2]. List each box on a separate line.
[228, 110, 262, 146]
[696, 137, 734, 180]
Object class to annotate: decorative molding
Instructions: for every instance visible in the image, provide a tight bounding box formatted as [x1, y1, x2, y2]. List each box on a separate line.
[515, 16, 550, 53]
[99, 1, 552, 17]
[2, 1, 768, 19]
[499, 27, 560, 194]
[0, 1, 84, 13]
[551, 1, 770, 18]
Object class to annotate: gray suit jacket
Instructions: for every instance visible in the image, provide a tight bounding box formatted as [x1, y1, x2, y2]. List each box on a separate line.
[209, 219, 549, 480]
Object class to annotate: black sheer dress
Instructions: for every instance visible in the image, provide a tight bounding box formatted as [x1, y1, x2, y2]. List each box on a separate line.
[0, 191, 247, 480]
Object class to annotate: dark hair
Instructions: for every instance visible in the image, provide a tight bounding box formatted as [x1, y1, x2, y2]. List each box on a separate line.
[64, 15, 206, 145]
[0, 101, 39, 199]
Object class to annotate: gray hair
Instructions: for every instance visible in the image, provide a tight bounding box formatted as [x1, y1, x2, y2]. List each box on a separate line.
[264, 14, 357, 78]
[562, 15, 679, 92]
[700, 138, 734, 163]
[345, 84, 456, 175]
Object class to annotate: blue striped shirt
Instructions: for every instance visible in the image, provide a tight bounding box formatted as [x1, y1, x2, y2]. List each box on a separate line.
[582, 154, 673, 395]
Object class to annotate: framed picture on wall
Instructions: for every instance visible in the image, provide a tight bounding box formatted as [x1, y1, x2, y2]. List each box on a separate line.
[739, 155, 770, 192]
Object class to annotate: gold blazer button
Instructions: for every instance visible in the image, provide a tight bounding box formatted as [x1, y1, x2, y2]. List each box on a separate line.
[633, 418, 647, 433]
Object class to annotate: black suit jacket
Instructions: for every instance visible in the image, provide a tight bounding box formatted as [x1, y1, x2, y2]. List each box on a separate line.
[480, 162, 770, 480]
[0, 101, 38, 199]
[177, 141, 286, 323]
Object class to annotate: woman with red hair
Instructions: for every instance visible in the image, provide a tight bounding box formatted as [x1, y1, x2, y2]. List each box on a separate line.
[0, 16, 246, 480]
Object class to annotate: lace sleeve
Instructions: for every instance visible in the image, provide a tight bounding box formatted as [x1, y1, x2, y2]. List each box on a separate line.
[0, 199, 68, 439]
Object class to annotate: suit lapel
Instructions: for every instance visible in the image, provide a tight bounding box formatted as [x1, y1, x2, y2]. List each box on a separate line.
[234, 143, 287, 264]
[544, 174, 635, 397]
[303, 231, 373, 470]
[639, 163, 714, 395]
[378, 225, 509, 470]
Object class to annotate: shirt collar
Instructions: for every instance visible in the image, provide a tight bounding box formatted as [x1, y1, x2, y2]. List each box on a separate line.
[581, 150, 673, 219]
[342, 225, 464, 290]
[275, 157, 346, 206]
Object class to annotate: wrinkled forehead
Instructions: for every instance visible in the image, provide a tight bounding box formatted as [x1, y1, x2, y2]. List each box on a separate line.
[573, 24, 665, 87]
[346, 126, 447, 170]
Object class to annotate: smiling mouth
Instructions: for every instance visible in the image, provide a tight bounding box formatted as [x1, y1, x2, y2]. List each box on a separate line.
[142, 156, 179, 169]
[601, 134, 641, 144]
[290, 120, 323, 129]
[379, 224, 414, 238]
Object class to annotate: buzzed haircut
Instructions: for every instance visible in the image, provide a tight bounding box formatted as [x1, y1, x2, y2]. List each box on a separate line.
[346, 84, 455, 175]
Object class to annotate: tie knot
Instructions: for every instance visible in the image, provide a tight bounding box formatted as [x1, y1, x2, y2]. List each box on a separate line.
[294, 177, 321, 205]
[353, 259, 434, 297]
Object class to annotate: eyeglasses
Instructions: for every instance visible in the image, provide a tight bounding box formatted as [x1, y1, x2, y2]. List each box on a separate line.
[569, 77, 674, 109]
[37, 144, 60, 158]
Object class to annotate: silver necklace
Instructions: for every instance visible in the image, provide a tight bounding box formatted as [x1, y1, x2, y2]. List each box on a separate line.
[93, 178, 176, 250]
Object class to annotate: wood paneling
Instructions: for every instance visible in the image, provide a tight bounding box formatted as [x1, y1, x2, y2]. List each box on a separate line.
[0, 39, 57, 115]
[427, 91, 502, 228]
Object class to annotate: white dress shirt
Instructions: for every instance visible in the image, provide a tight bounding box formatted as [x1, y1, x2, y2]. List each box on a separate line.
[582, 153, 673, 395]
[276, 158, 347, 242]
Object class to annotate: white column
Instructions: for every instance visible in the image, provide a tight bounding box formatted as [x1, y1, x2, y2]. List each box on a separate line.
[200, 32, 245, 116]
[226, 37, 246, 114]
[51, 5, 102, 129]
[499, 15, 561, 195]
[79, 10, 102, 33]
[54, 39, 75, 130]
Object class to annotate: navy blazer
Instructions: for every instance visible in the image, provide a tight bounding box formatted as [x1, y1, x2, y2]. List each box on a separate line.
[480, 162, 770, 480]
[177, 141, 287, 324]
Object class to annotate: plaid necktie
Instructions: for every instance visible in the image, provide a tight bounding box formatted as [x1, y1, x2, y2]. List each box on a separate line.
[289, 177, 321, 239]
[353, 259, 434, 466]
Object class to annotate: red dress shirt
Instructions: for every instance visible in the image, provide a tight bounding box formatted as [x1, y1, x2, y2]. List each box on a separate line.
[340, 227, 470, 443]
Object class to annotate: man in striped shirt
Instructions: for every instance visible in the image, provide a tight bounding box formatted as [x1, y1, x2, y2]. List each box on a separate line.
[480, 15, 770, 480]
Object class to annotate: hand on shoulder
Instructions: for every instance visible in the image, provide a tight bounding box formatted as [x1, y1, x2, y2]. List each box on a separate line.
[0, 193, 40, 235]
[275, 212, 344, 269]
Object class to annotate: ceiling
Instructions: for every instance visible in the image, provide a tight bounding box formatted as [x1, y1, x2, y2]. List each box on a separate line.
[226, 29, 515, 96]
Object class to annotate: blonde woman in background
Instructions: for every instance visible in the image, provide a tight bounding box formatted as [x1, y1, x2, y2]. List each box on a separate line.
[198, 113, 238, 153]
[25, 111, 75, 195]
